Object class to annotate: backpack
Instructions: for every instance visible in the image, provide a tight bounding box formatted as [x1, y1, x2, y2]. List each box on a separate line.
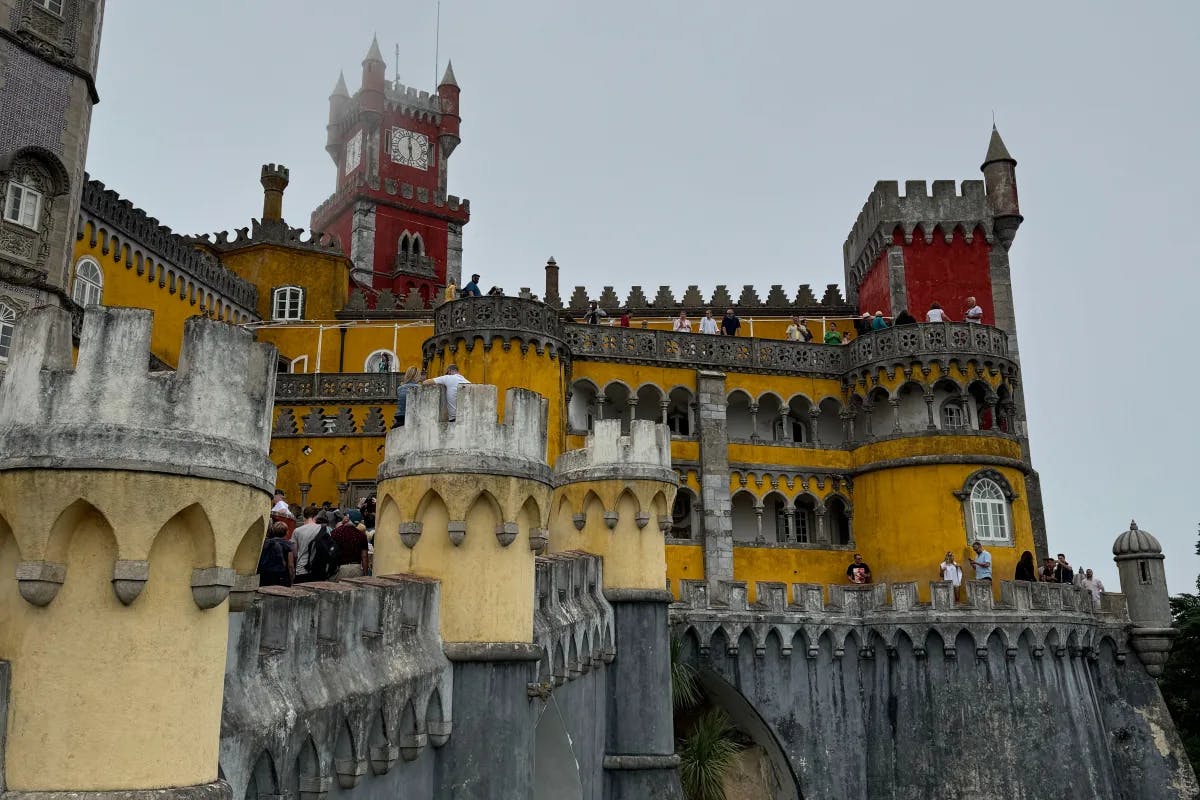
[257, 538, 289, 577]
[306, 526, 340, 580]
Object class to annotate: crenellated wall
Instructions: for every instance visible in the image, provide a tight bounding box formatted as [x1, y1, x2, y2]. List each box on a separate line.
[220, 575, 453, 800]
[674, 578, 1199, 800]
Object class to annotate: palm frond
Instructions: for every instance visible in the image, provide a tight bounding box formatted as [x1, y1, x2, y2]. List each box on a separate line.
[678, 709, 743, 800]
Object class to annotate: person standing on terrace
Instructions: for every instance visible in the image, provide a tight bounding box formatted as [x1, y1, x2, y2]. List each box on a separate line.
[823, 322, 842, 344]
[461, 273, 482, 297]
[894, 309, 917, 325]
[925, 302, 950, 322]
[963, 296, 984, 324]
[721, 308, 741, 336]
[786, 316, 812, 342]
[871, 311, 889, 331]
[673, 311, 692, 332]
[699, 309, 719, 335]
[584, 301, 607, 325]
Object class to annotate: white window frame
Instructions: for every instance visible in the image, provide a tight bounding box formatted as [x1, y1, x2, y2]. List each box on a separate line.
[969, 478, 1010, 542]
[0, 302, 16, 362]
[4, 178, 43, 230]
[289, 355, 309, 374]
[72, 257, 103, 307]
[34, 0, 64, 16]
[272, 286, 304, 321]
[941, 402, 967, 431]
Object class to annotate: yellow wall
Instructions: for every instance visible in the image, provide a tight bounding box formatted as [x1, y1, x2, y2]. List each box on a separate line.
[375, 472, 549, 643]
[272, 431, 394, 505]
[72, 224, 214, 367]
[0, 470, 265, 790]
[216, 243, 348, 324]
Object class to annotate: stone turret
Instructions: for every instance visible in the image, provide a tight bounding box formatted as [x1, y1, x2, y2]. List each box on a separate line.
[1113, 519, 1176, 676]
[326, 71, 350, 160]
[551, 418, 683, 798]
[359, 35, 386, 119]
[981, 124, 1022, 249]
[374, 383, 553, 797]
[0, 306, 276, 795]
[259, 163, 289, 222]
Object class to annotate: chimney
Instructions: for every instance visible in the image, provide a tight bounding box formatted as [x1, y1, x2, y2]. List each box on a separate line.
[544, 257, 561, 308]
[260, 164, 290, 222]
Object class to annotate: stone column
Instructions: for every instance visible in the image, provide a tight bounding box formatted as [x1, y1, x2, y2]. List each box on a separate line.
[659, 400, 670, 426]
[376, 385, 554, 798]
[298, 482, 312, 506]
[551, 419, 683, 799]
[627, 397, 638, 430]
[924, 392, 937, 429]
[815, 504, 830, 544]
[889, 397, 902, 432]
[596, 394, 609, 420]
[0, 307, 276, 798]
[809, 408, 822, 445]
[696, 371, 733, 595]
[985, 394, 999, 431]
[754, 504, 765, 543]
[783, 507, 796, 543]
[748, 403, 760, 443]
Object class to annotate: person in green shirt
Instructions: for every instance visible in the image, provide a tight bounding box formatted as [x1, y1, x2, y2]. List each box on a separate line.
[823, 322, 843, 344]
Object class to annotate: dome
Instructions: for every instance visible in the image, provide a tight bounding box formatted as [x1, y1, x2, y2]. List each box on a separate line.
[1112, 520, 1163, 556]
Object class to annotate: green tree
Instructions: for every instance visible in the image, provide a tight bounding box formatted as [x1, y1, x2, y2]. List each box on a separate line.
[1160, 525, 1200, 773]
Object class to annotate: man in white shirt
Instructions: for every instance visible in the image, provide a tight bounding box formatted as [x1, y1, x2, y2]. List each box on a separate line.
[424, 364, 472, 421]
[699, 310, 719, 335]
[271, 490, 289, 514]
[1081, 569, 1105, 608]
[963, 296, 984, 324]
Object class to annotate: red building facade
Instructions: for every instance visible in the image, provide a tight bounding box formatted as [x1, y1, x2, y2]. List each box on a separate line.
[312, 38, 469, 306]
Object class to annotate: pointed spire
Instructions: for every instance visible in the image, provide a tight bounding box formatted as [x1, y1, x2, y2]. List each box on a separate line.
[330, 71, 349, 98]
[440, 59, 459, 88]
[982, 124, 1015, 167]
[363, 35, 385, 65]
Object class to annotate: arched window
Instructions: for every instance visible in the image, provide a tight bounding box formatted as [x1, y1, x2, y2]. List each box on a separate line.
[411, 234, 423, 256]
[399, 233, 410, 256]
[72, 257, 103, 306]
[272, 286, 304, 321]
[969, 479, 1009, 541]
[941, 401, 966, 430]
[4, 174, 43, 229]
[364, 349, 397, 373]
[0, 302, 16, 362]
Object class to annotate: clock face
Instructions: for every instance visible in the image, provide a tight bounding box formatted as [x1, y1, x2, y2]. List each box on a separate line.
[389, 127, 430, 171]
[344, 130, 362, 175]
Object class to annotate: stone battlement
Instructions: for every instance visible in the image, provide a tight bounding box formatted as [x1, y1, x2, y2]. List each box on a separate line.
[0, 306, 277, 492]
[310, 172, 469, 231]
[554, 419, 675, 484]
[221, 574, 452, 799]
[675, 578, 1133, 664]
[531, 552, 615, 691]
[843, 179, 994, 292]
[379, 384, 551, 484]
[79, 176, 259, 311]
[563, 283, 853, 313]
[187, 218, 343, 255]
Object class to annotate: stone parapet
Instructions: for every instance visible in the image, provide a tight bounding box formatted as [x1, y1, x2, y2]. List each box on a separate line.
[0, 306, 277, 492]
[379, 384, 550, 483]
[423, 295, 568, 365]
[554, 418, 674, 485]
[530, 552, 614, 692]
[220, 574, 452, 800]
[674, 578, 1132, 664]
[561, 283, 855, 314]
[187, 218, 342, 256]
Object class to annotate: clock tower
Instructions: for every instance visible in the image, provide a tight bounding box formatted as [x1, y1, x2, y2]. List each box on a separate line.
[312, 38, 469, 305]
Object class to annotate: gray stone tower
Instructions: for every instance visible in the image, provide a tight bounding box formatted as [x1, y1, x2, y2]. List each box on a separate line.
[0, 0, 105, 309]
[980, 124, 1023, 250]
[1113, 520, 1176, 676]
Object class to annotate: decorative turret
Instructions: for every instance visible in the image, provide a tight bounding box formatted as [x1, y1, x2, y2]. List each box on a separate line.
[359, 35, 386, 118]
[437, 60, 461, 158]
[0, 305, 276, 794]
[259, 163, 289, 222]
[544, 256, 561, 308]
[326, 71, 350, 159]
[981, 124, 1023, 249]
[1113, 520, 1176, 676]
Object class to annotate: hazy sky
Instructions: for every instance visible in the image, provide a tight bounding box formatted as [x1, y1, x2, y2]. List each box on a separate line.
[87, 1, 1200, 592]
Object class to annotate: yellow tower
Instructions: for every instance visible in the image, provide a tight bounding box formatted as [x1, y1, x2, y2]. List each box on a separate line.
[0, 307, 276, 793]
[373, 382, 553, 793]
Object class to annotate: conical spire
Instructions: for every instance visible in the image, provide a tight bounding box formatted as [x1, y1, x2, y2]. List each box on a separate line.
[982, 124, 1015, 167]
[363, 35, 385, 65]
[440, 60, 459, 88]
[330, 71, 349, 98]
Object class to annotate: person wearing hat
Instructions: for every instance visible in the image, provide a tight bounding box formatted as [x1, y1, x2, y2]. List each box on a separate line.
[271, 490, 288, 514]
[854, 311, 872, 336]
[870, 310, 889, 331]
[461, 274, 482, 297]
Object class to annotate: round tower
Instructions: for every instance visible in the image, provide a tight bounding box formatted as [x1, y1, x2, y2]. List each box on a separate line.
[1113, 520, 1177, 676]
[981, 124, 1023, 249]
[325, 71, 350, 161]
[437, 60, 461, 158]
[422, 295, 571, 461]
[259, 163, 289, 222]
[0, 306, 275, 793]
[550, 418, 682, 797]
[374, 383, 552, 793]
[359, 36, 386, 119]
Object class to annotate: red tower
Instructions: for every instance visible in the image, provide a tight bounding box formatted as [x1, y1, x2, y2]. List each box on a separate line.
[313, 38, 469, 306]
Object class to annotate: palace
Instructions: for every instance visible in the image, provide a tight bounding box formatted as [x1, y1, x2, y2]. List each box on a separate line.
[1, 16, 1195, 799]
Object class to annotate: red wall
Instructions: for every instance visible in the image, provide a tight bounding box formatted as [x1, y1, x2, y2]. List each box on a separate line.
[856, 250, 891, 315]
[895, 226, 994, 323]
